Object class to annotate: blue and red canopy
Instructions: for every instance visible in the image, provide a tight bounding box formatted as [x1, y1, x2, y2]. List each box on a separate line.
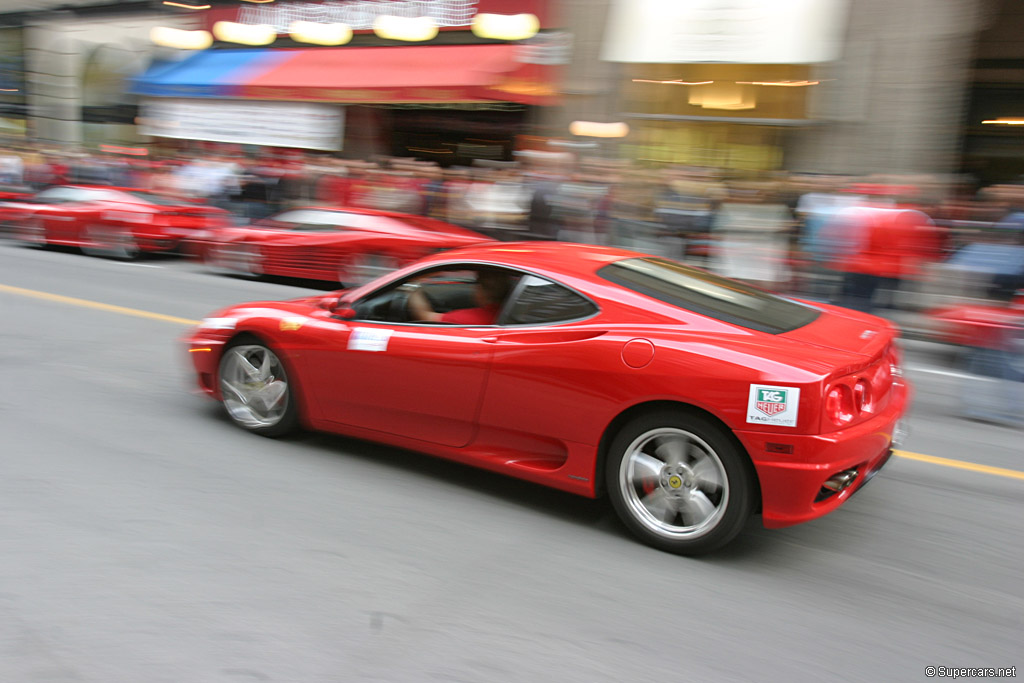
[133, 45, 557, 105]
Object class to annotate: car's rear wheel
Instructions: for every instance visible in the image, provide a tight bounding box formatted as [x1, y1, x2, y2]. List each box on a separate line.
[218, 341, 297, 437]
[341, 252, 400, 287]
[606, 411, 755, 555]
[83, 223, 139, 260]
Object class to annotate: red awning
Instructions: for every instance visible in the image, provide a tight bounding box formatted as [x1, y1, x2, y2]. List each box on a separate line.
[235, 45, 559, 106]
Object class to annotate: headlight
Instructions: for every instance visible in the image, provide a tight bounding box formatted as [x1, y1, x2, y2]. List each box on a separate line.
[199, 317, 237, 330]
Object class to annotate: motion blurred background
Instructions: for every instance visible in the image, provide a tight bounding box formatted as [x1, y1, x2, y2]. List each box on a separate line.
[1, 0, 1022, 423]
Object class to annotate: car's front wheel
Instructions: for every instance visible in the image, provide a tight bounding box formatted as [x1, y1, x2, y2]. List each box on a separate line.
[606, 411, 756, 555]
[218, 340, 298, 437]
[83, 223, 139, 260]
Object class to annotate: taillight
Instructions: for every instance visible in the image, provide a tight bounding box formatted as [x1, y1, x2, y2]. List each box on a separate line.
[826, 385, 856, 426]
[854, 379, 872, 413]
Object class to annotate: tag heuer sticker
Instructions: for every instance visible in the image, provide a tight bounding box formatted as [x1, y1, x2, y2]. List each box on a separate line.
[747, 385, 800, 427]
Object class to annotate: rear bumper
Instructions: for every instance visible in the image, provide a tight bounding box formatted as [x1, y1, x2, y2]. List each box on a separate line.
[736, 380, 909, 529]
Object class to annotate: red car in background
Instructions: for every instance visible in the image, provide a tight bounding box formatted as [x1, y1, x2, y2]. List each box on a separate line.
[2, 185, 232, 259]
[930, 293, 1024, 358]
[185, 242, 910, 555]
[202, 206, 492, 287]
[922, 242, 1024, 351]
[0, 183, 32, 202]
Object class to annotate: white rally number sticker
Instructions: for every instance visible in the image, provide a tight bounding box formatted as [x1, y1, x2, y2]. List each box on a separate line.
[348, 327, 392, 352]
[746, 384, 801, 427]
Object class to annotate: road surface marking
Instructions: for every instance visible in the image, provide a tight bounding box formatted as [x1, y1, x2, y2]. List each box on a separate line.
[4, 283, 1024, 483]
[893, 450, 1024, 482]
[0, 283, 200, 326]
[906, 366, 976, 380]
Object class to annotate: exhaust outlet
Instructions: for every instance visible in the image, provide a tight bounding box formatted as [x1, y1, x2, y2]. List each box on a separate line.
[822, 469, 859, 492]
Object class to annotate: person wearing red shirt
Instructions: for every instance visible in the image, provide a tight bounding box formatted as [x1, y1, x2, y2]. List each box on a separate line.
[408, 270, 512, 325]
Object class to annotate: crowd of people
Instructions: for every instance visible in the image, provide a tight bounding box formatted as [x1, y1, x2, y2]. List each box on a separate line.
[2, 141, 1023, 317]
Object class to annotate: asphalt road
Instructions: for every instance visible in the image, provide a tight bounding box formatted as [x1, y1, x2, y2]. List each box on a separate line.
[1, 241, 1021, 683]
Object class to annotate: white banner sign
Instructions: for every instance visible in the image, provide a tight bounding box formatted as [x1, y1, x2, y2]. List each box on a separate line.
[603, 0, 849, 64]
[139, 98, 344, 150]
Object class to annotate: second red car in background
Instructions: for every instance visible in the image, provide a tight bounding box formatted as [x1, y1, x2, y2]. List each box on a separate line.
[202, 206, 492, 286]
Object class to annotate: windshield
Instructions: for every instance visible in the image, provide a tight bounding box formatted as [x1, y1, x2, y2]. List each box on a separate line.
[259, 209, 353, 232]
[598, 257, 820, 334]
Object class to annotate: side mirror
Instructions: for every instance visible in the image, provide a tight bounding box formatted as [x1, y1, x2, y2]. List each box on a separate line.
[335, 306, 357, 320]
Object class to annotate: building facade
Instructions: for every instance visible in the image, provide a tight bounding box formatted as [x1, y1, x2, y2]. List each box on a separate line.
[3, 0, 1022, 182]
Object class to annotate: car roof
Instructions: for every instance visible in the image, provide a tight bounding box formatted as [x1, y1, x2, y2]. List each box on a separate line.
[420, 241, 644, 278]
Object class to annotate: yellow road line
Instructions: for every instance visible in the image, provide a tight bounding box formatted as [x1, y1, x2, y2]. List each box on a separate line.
[0, 283, 200, 326]
[3, 283, 1024, 483]
[893, 450, 1024, 482]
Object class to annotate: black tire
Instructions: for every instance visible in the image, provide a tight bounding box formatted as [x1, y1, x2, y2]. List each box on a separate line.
[83, 223, 139, 260]
[605, 410, 756, 555]
[217, 339, 299, 437]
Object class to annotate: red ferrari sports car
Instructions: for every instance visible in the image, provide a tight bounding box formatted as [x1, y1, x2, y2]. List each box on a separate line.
[202, 206, 492, 287]
[184, 242, 910, 555]
[2, 185, 232, 258]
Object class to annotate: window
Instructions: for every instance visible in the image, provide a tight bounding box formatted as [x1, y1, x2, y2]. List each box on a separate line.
[348, 265, 529, 326]
[503, 275, 598, 325]
[34, 187, 91, 203]
[262, 209, 358, 232]
[598, 257, 819, 334]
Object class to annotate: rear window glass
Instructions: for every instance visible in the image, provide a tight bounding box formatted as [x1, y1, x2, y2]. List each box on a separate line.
[598, 258, 820, 334]
[504, 275, 598, 325]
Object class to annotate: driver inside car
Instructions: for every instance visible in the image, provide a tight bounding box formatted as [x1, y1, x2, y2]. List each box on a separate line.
[407, 269, 514, 325]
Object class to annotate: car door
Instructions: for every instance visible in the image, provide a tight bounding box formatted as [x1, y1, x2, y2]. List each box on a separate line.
[306, 270, 502, 448]
[473, 274, 607, 448]
[29, 187, 88, 243]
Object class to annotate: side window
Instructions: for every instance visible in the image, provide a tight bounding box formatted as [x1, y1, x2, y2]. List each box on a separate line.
[350, 265, 520, 325]
[266, 209, 353, 232]
[34, 187, 84, 204]
[503, 275, 598, 325]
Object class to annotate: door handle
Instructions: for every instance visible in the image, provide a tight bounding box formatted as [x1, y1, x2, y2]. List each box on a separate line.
[482, 337, 498, 343]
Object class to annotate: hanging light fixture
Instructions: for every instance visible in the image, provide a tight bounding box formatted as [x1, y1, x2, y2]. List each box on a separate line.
[373, 15, 438, 42]
[150, 26, 214, 50]
[471, 13, 540, 41]
[213, 21, 276, 46]
[290, 21, 353, 46]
